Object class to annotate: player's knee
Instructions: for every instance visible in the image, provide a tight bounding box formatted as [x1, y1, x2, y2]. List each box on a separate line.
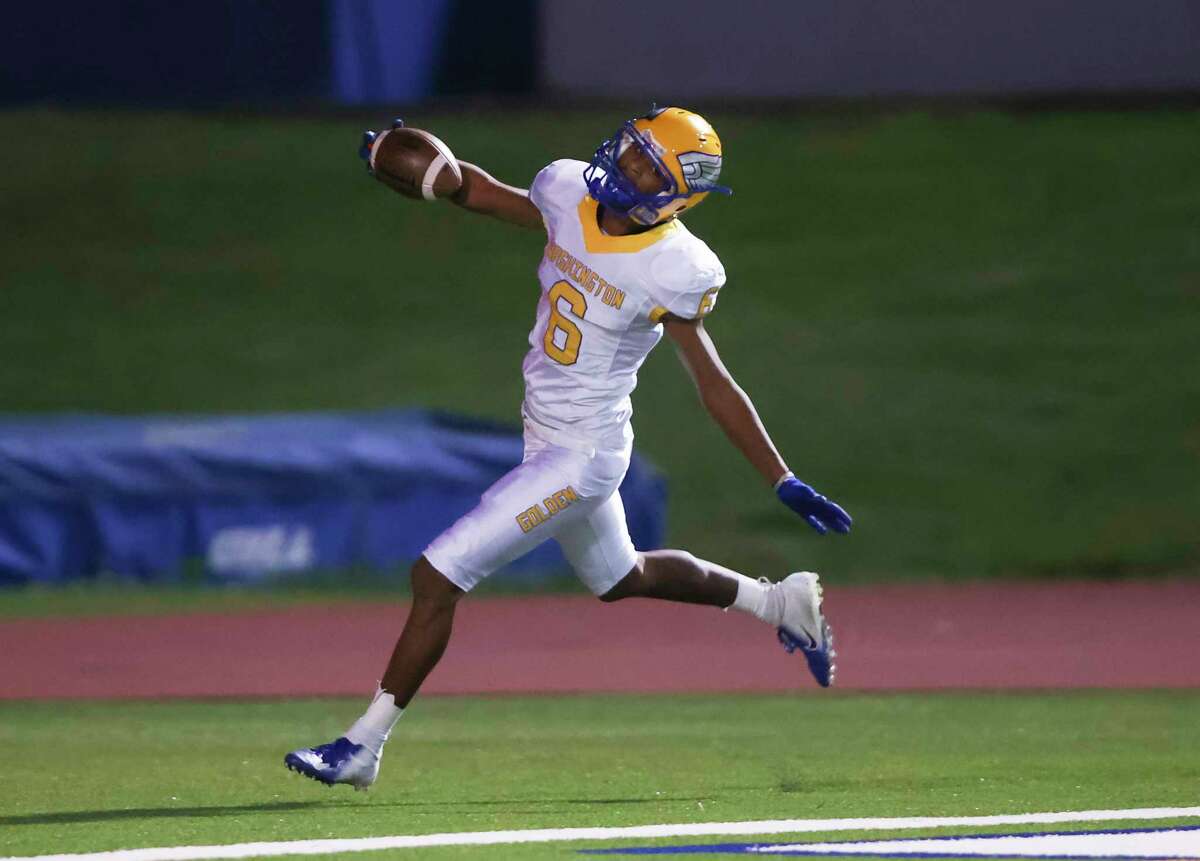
[598, 560, 646, 603]
[644, 548, 697, 572]
[410, 556, 464, 610]
[597, 579, 631, 602]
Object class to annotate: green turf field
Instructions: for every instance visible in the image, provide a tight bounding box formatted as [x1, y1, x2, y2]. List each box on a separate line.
[3, 107, 1198, 584]
[1, 692, 1197, 858]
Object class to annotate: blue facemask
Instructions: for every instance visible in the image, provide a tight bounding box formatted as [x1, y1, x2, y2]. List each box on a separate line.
[583, 122, 705, 225]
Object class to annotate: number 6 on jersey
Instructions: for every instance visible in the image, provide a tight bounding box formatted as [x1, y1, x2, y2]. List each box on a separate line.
[543, 280, 587, 365]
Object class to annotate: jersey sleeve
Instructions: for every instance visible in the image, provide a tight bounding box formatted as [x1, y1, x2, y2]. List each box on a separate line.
[645, 243, 727, 323]
[529, 159, 586, 219]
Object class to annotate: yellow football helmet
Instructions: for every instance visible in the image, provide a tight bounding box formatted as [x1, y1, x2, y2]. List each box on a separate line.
[584, 106, 732, 226]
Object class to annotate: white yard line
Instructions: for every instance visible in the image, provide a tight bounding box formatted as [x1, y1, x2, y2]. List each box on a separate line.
[5, 806, 1200, 861]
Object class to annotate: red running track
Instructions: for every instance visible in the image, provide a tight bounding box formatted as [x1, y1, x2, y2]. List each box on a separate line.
[2, 579, 1198, 700]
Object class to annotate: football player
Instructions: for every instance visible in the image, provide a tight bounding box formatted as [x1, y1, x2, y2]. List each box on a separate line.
[285, 107, 852, 789]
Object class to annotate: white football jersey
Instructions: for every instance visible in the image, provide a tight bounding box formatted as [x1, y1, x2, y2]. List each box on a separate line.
[521, 159, 726, 447]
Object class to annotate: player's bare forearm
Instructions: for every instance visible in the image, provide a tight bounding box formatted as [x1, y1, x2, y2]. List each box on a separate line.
[697, 374, 790, 487]
[665, 317, 789, 487]
[450, 162, 543, 229]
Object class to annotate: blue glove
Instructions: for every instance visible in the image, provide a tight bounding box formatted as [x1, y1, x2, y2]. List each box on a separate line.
[776, 474, 852, 535]
[358, 118, 405, 175]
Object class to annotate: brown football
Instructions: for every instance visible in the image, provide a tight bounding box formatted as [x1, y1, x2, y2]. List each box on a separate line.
[369, 127, 463, 201]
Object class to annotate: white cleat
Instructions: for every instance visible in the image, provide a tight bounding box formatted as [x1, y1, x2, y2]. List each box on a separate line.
[775, 571, 836, 687]
[284, 737, 380, 791]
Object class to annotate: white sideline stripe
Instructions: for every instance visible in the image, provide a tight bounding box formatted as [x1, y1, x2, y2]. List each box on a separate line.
[5, 806, 1199, 861]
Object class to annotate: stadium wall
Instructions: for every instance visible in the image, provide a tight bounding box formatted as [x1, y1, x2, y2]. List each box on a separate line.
[7, 1, 1198, 109]
[0, 0, 537, 107]
[540, 1, 1200, 100]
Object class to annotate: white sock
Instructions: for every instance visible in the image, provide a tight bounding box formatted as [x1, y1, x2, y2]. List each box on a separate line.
[728, 573, 785, 626]
[344, 687, 404, 756]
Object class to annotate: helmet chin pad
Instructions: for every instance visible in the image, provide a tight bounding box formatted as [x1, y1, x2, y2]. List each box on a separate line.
[628, 204, 661, 225]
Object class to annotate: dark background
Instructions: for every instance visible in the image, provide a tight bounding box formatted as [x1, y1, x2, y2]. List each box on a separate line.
[2, 1, 1197, 587]
[5, 1, 1198, 107]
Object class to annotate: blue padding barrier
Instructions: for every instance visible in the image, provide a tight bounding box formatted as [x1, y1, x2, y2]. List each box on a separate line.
[329, 0, 451, 105]
[0, 411, 666, 586]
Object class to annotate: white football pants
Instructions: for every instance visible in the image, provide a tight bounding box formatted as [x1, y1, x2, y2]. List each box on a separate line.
[423, 422, 639, 595]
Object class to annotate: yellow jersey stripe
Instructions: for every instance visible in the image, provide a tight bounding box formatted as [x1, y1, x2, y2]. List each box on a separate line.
[577, 196, 678, 255]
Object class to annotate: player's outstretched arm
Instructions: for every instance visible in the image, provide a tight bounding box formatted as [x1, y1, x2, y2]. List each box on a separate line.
[357, 120, 542, 230]
[664, 316, 852, 536]
[664, 317, 787, 486]
[449, 161, 543, 230]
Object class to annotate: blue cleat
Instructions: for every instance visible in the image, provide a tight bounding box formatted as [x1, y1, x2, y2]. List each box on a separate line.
[284, 736, 379, 791]
[775, 571, 837, 687]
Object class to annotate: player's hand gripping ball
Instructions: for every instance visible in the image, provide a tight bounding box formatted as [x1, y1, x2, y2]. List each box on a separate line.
[359, 118, 463, 201]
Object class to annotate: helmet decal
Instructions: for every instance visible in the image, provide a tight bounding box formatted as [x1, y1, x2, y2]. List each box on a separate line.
[678, 151, 723, 192]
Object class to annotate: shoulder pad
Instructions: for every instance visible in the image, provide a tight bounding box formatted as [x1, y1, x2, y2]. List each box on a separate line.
[647, 240, 726, 321]
[530, 159, 588, 216]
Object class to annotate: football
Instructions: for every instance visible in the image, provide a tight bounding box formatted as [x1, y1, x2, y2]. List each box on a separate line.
[369, 126, 463, 201]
